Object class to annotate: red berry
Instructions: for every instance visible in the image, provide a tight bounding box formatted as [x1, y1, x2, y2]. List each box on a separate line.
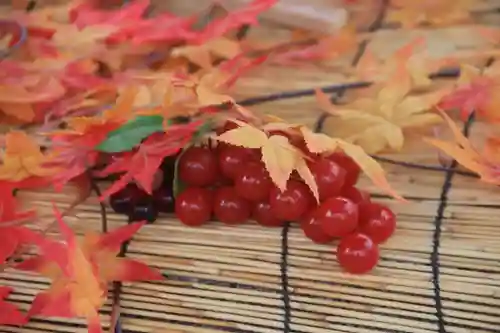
[315, 197, 358, 238]
[301, 212, 334, 244]
[336, 233, 379, 274]
[309, 157, 346, 201]
[358, 203, 396, 244]
[342, 186, 371, 206]
[252, 201, 284, 227]
[178, 147, 219, 186]
[175, 188, 213, 226]
[328, 153, 360, 188]
[269, 180, 313, 221]
[234, 162, 272, 202]
[218, 145, 259, 180]
[213, 187, 251, 224]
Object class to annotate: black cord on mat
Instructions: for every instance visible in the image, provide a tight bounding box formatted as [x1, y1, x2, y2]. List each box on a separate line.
[430, 113, 474, 333]
[280, 222, 291, 333]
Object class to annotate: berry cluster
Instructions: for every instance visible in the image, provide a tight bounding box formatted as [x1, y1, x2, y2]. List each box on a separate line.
[108, 123, 397, 275]
[109, 156, 177, 223]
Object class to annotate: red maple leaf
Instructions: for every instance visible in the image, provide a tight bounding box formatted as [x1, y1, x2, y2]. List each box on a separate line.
[16, 205, 163, 333]
[96, 122, 201, 199]
[70, 0, 150, 28]
[437, 65, 500, 122]
[46, 121, 119, 190]
[194, 0, 278, 44]
[0, 286, 26, 326]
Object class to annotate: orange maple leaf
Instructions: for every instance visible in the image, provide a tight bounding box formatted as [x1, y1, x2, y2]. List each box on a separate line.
[17, 206, 164, 333]
[425, 112, 500, 184]
[0, 131, 59, 182]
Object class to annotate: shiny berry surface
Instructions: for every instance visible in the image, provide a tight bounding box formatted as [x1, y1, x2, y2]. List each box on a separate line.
[252, 201, 284, 227]
[336, 233, 379, 274]
[342, 187, 371, 206]
[316, 197, 358, 238]
[178, 146, 219, 186]
[218, 145, 258, 180]
[234, 162, 272, 202]
[128, 198, 158, 224]
[301, 212, 334, 244]
[358, 203, 396, 244]
[328, 152, 360, 189]
[109, 184, 144, 214]
[269, 180, 313, 221]
[213, 187, 251, 224]
[309, 157, 346, 201]
[153, 187, 175, 214]
[175, 187, 213, 227]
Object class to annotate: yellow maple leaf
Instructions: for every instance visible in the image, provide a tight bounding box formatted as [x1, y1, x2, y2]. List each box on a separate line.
[387, 0, 472, 28]
[171, 37, 241, 69]
[0, 131, 59, 181]
[318, 65, 448, 154]
[300, 127, 404, 201]
[356, 37, 452, 88]
[215, 122, 319, 202]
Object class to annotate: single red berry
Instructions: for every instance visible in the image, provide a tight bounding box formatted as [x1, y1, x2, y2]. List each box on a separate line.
[328, 152, 360, 188]
[336, 233, 379, 274]
[178, 146, 219, 187]
[175, 188, 213, 226]
[213, 186, 251, 224]
[252, 201, 284, 227]
[358, 203, 396, 244]
[315, 197, 358, 238]
[234, 162, 272, 202]
[309, 157, 346, 201]
[218, 145, 259, 180]
[269, 180, 314, 221]
[301, 212, 334, 244]
[342, 186, 371, 206]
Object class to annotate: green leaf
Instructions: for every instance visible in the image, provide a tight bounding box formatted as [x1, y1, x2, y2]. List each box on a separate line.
[172, 144, 190, 198]
[96, 115, 164, 153]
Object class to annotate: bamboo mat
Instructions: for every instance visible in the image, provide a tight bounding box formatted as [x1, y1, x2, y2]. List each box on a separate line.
[1, 1, 500, 333]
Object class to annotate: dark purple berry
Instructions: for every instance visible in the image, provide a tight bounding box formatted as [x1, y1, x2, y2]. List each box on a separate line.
[153, 187, 175, 213]
[109, 184, 143, 215]
[128, 198, 158, 224]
